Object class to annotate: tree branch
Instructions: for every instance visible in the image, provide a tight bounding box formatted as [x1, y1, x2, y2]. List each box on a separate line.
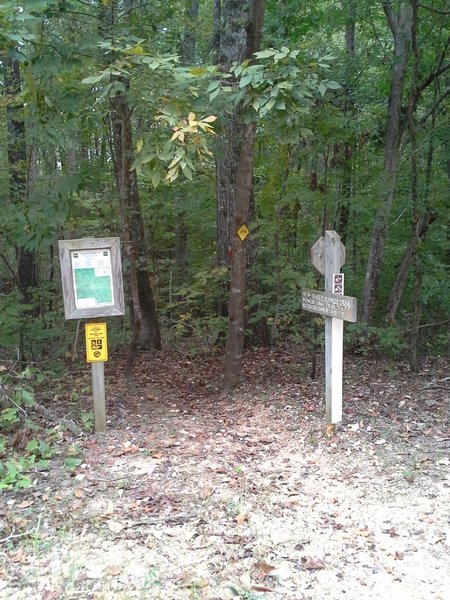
[418, 3, 450, 15]
[381, 0, 398, 34]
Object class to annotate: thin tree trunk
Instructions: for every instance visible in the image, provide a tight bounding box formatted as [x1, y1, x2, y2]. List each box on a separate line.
[173, 1, 200, 292]
[109, 91, 159, 396]
[110, 89, 161, 355]
[385, 212, 435, 321]
[384, 1, 438, 322]
[338, 0, 356, 244]
[182, 0, 199, 62]
[100, 0, 161, 381]
[359, 1, 413, 324]
[215, 0, 253, 318]
[5, 57, 39, 360]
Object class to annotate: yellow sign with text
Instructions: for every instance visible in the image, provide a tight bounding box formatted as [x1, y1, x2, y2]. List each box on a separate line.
[85, 323, 108, 362]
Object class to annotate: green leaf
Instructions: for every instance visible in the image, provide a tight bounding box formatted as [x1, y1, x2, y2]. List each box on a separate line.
[26, 439, 39, 453]
[81, 74, 106, 85]
[239, 74, 253, 88]
[254, 49, 276, 59]
[64, 456, 82, 472]
[210, 87, 220, 101]
[206, 80, 219, 93]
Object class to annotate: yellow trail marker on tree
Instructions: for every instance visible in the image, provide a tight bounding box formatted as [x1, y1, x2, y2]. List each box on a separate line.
[237, 224, 249, 241]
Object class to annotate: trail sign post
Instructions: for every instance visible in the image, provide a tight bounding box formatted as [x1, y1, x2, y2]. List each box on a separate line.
[59, 238, 124, 432]
[302, 231, 357, 425]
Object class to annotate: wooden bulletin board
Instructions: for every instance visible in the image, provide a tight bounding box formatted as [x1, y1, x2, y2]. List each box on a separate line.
[58, 237, 125, 320]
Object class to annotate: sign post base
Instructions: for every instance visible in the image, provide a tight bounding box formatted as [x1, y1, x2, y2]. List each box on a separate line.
[92, 362, 106, 432]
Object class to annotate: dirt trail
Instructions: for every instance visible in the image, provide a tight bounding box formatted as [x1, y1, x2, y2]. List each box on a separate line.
[1, 350, 449, 599]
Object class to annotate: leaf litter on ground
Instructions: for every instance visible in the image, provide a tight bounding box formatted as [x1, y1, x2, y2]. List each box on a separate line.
[0, 349, 449, 599]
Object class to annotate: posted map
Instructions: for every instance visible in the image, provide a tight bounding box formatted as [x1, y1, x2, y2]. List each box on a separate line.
[71, 249, 114, 309]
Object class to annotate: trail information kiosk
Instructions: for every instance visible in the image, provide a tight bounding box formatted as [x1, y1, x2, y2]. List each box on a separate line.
[59, 238, 124, 320]
[59, 237, 124, 432]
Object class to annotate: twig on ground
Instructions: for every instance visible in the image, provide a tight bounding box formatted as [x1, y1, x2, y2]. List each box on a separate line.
[33, 403, 83, 435]
[132, 511, 198, 526]
[0, 529, 35, 544]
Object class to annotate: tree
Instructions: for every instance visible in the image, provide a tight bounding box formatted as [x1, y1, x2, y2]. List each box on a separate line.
[98, 1, 161, 387]
[359, 0, 414, 325]
[221, 0, 265, 391]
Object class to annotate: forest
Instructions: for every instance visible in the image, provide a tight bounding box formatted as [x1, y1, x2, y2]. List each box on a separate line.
[0, 2, 449, 597]
[1, 0, 449, 378]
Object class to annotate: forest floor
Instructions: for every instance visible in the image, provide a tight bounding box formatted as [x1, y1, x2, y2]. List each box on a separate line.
[0, 348, 449, 600]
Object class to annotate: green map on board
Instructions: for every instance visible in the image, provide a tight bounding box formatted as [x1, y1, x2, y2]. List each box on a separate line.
[74, 268, 112, 304]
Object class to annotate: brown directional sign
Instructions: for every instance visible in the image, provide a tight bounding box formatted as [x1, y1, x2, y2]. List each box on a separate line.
[302, 288, 357, 322]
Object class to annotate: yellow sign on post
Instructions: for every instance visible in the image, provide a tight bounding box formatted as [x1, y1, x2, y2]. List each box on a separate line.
[85, 323, 108, 362]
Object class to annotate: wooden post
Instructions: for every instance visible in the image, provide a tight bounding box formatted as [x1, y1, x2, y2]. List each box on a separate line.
[92, 362, 106, 432]
[304, 231, 356, 426]
[324, 231, 345, 424]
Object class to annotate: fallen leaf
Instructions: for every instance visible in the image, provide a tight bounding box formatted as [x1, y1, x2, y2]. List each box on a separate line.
[253, 584, 275, 592]
[355, 528, 372, 537]
[301, 556, 326, 570]
[382, 527, 399, 537]
[102, 501, 115, 516]
[123, 444, 139, 453]
[200, 487, 213, 499]
[17, 500, 34, 509]
[85, 565, 106, 579]
[255, 561, 275, 574]
[326, 424, 335, 437]
[11, 548, 26, 563]
[107, 520, 124, 534]
[106, 564, 123, 576]
[236, 512, 248, 525]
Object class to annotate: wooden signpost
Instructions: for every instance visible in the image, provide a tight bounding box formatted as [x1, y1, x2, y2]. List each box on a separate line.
[59, 238, 124, 432]
[302, 231, 357, 425]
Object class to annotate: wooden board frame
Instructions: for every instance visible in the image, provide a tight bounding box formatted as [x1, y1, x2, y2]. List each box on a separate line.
[58, 237, 125, 319]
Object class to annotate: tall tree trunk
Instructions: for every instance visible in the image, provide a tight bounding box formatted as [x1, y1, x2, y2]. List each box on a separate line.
[110, 89, 161, 357]
[173, 1, 200, 292]
[182, 0, 199, 62]
[215, 0, 250, 315]
[100, 0, 161, 380]
[384, 2, 440, 322]
[359, 1, 413, 324]
[222, 0, 264, 391]
[223, 122, 258, 388]
[338, 0, 356, 244]
[5, 57, 39, 360]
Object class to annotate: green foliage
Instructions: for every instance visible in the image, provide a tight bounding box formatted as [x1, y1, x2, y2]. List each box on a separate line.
[0, 0, 448, 365]
[346, 324, 409, 358]
[0, 363, 61, 489]
[0, 457, 33, 490]
[80, 410, 94, 432]
[64, 445, 83, 472]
